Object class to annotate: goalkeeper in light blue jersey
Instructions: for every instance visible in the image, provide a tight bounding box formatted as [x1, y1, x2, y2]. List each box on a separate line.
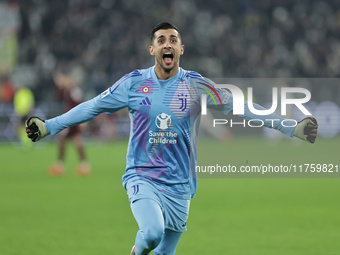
[25, 22, 318, 255]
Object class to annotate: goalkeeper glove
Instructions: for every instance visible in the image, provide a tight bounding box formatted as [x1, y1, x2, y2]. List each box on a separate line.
[25, 116, 49, 142]
[294, 117, 318, 144]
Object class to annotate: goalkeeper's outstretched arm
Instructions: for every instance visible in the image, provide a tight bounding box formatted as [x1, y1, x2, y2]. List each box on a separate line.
[25, 98, 104, 142]
[201, 80, 319, 144]
[229, 100, 319, 144]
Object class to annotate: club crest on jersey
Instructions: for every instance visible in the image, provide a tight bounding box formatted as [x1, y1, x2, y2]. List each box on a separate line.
[155, 113, 171, 130]
[142, 86, 149, 93]
[178, 94, 188, 111]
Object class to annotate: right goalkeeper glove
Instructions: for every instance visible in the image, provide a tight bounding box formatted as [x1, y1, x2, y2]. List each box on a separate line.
[25, 116, 49, 142]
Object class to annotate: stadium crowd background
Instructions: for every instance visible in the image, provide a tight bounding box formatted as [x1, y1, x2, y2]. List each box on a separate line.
[1, 0, 340, 141]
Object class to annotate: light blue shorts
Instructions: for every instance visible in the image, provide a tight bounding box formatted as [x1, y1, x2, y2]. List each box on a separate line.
[126, 177, 191, 233]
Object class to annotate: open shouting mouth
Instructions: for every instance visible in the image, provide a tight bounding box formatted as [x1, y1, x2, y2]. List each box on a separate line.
[163, 52, 174, 65]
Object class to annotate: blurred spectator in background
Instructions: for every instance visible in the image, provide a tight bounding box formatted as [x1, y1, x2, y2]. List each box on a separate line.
[13, 86, 34, 148]
[48, 71, 91, 176]
[0, 76, 15, 104]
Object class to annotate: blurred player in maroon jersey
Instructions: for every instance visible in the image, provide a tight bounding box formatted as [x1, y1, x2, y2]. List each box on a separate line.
[49, 73, 91, 176]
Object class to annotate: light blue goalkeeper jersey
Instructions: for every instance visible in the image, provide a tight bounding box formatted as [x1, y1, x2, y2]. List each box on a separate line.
[45, 66, 295, 199]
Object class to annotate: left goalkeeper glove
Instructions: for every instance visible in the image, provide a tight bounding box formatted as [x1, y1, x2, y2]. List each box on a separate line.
[294, 117, 318, 143]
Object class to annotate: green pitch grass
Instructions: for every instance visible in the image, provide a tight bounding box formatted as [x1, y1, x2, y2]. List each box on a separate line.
[0, 136, 339, 255]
